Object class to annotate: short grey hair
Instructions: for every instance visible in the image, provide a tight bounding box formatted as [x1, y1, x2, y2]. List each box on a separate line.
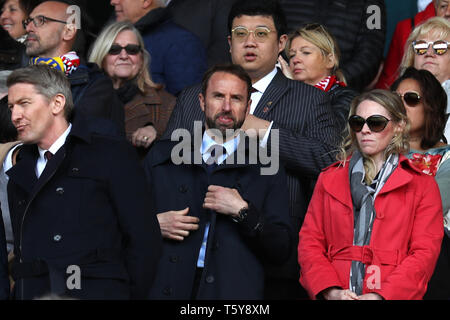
[7, 64, 74, 121]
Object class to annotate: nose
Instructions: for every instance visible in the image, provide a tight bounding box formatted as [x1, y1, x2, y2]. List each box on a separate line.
[110, 0, 119, 6]
[222, 97, 232, 112]
[0, 10, 9, 20]
[118, 48, 129, 58]
[243, 31, 257, 46]
[25, 20, 35, 33]
[10, 106, 22, 124]
[360, 122, 371, 133]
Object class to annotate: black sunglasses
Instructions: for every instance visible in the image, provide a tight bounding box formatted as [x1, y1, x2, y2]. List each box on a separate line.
[396, 91, 421, 106]
[108, 44, 142, 55]
[348, 115, 391, 133]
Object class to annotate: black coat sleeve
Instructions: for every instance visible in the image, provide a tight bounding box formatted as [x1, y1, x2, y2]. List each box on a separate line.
[0, 206, 9, 300]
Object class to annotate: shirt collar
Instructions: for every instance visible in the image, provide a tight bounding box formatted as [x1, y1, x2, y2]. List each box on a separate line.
[200, 130, 240, 164]
[252, 67, 277, 94]
[38, 123, 72, 159]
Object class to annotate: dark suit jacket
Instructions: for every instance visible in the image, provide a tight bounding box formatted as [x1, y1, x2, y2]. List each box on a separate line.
[144, 136, 292, 299]
[6, 118, 162, 300]
[162, 69, 339, 280]
[167, 0, 238, 67]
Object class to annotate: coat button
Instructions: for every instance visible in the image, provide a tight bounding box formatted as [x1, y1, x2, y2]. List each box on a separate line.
[18, 200, 26, 206]
[56, 187, 64, 195]
[170, 256, 179, 263]
[205, 275, 214, 283]
[179, 185, 188, 193]
[163, 286, 172, 296]
[53, 234, 62, 242]
[71, 167, 79, 173]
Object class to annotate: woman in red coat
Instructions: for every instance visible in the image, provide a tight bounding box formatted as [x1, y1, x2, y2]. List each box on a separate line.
[298, 89, 443, 300]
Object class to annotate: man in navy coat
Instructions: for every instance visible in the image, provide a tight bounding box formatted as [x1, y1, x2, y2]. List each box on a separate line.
[5, 64, 162, 300]
[144, 64, 293, 299]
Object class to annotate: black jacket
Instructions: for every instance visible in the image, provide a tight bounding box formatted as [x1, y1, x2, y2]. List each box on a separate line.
[145, 136, 292, 299]
[7, 118, 162, 300]
[280, 0, 386, 92]
[68, 63, 125, 135]
[328, 84, 358, 138]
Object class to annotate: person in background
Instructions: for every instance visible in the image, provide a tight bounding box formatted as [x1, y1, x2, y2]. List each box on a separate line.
[298, 89, 443, 300]
[0, 0, 38, 41]
[24, 0, 125, 134]
[279, 0, 386, 92]
[399, 17, 450, 141]
[89, 21, 175, 158]
[110, 0, 207, 96]
[278, 22, 357, 137]
[391, 67, 450, 299]
[377, 0, 449, 89]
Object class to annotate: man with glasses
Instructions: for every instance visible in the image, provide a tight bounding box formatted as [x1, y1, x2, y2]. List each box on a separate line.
[23, 1, 125, 134]
[161, 0, 338, 299]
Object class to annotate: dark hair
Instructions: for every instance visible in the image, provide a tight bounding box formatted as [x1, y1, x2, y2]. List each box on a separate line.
[7, 64, 73, 121]
[391, 67, 448, 149]
[201, 64, 252, 102]
[18, 0, 41, 15]
[227, 0, 287, 37]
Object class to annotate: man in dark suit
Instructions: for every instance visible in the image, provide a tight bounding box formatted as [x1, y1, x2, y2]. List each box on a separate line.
[145, 64, 292, 299]
[162, 0, 339, 299]
[5, 64, 162, 299]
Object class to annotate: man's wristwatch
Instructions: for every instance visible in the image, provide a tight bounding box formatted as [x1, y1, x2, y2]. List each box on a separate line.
[232, 206, 248, 223]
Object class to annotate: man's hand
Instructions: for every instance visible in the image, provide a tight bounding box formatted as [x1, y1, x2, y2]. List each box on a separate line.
[132, 125, 157, 148]
[157, 207, 199, 241]
[240, 114, 270, 139]
[203, 185, 248, 218]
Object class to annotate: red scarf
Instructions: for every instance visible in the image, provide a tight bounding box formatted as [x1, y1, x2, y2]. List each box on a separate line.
[314, 75, 346, 92]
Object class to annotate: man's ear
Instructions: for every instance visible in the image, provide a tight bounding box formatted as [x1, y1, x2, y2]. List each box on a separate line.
[278, 34, 288, 53]
[50, 93, 66, 116]
[199, 93, 206, 112]
[142, 0, 154, 9]
[227, 35, 232, 53]
[63, 23, 77, 42]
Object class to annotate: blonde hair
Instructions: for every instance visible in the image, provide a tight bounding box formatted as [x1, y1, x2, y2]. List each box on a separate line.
[285, 23, 346, 84]
[337, 90, 410, 184]
[88, 21, 160, 93]
[400, 17, 450, 74]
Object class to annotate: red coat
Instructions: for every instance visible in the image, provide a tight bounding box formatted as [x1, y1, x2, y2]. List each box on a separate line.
[376, 3, 436, 89]
[298, 155, 443, 300]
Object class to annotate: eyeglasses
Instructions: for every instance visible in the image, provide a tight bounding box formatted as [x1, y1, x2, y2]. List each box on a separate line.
[22, 15, 67, 29]
[231, 26, 273, 42]
[108, 44, 142, 55]
[395, 91, 421, 106]
[412, 40, 449, 55]
[348, 115, 391, 133]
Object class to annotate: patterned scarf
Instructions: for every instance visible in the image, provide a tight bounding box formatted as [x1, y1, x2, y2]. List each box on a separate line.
[30, 51, 80, 75]
[348, 151, 399, 295]
[314, 75, 346, 92]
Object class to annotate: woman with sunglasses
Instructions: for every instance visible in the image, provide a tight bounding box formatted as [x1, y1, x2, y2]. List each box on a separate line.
[400, 17, 450, 141]
[278, 23, 357, 137]
[392, 67, 450, 299]
[298, 89, 443, 300]
[89, 21, 175, 158]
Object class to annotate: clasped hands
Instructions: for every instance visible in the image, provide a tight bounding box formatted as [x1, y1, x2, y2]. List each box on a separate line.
[322, 287, 383, 300]
[156, 185, 248, 241]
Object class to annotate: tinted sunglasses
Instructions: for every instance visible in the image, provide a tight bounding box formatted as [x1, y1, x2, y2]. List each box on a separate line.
[412, 40, 449, 55]
[348, 115, 391, 133]
[396, 91, 421, 106]
[108, 44, 142, 55]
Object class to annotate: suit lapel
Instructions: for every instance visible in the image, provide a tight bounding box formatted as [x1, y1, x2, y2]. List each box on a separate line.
[253, 70, 289, 119]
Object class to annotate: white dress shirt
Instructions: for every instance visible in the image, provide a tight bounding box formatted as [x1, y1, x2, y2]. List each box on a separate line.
[197, 131, 240, 268]
[250, 67, 277, 147]
[36, 123, 72, 178]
